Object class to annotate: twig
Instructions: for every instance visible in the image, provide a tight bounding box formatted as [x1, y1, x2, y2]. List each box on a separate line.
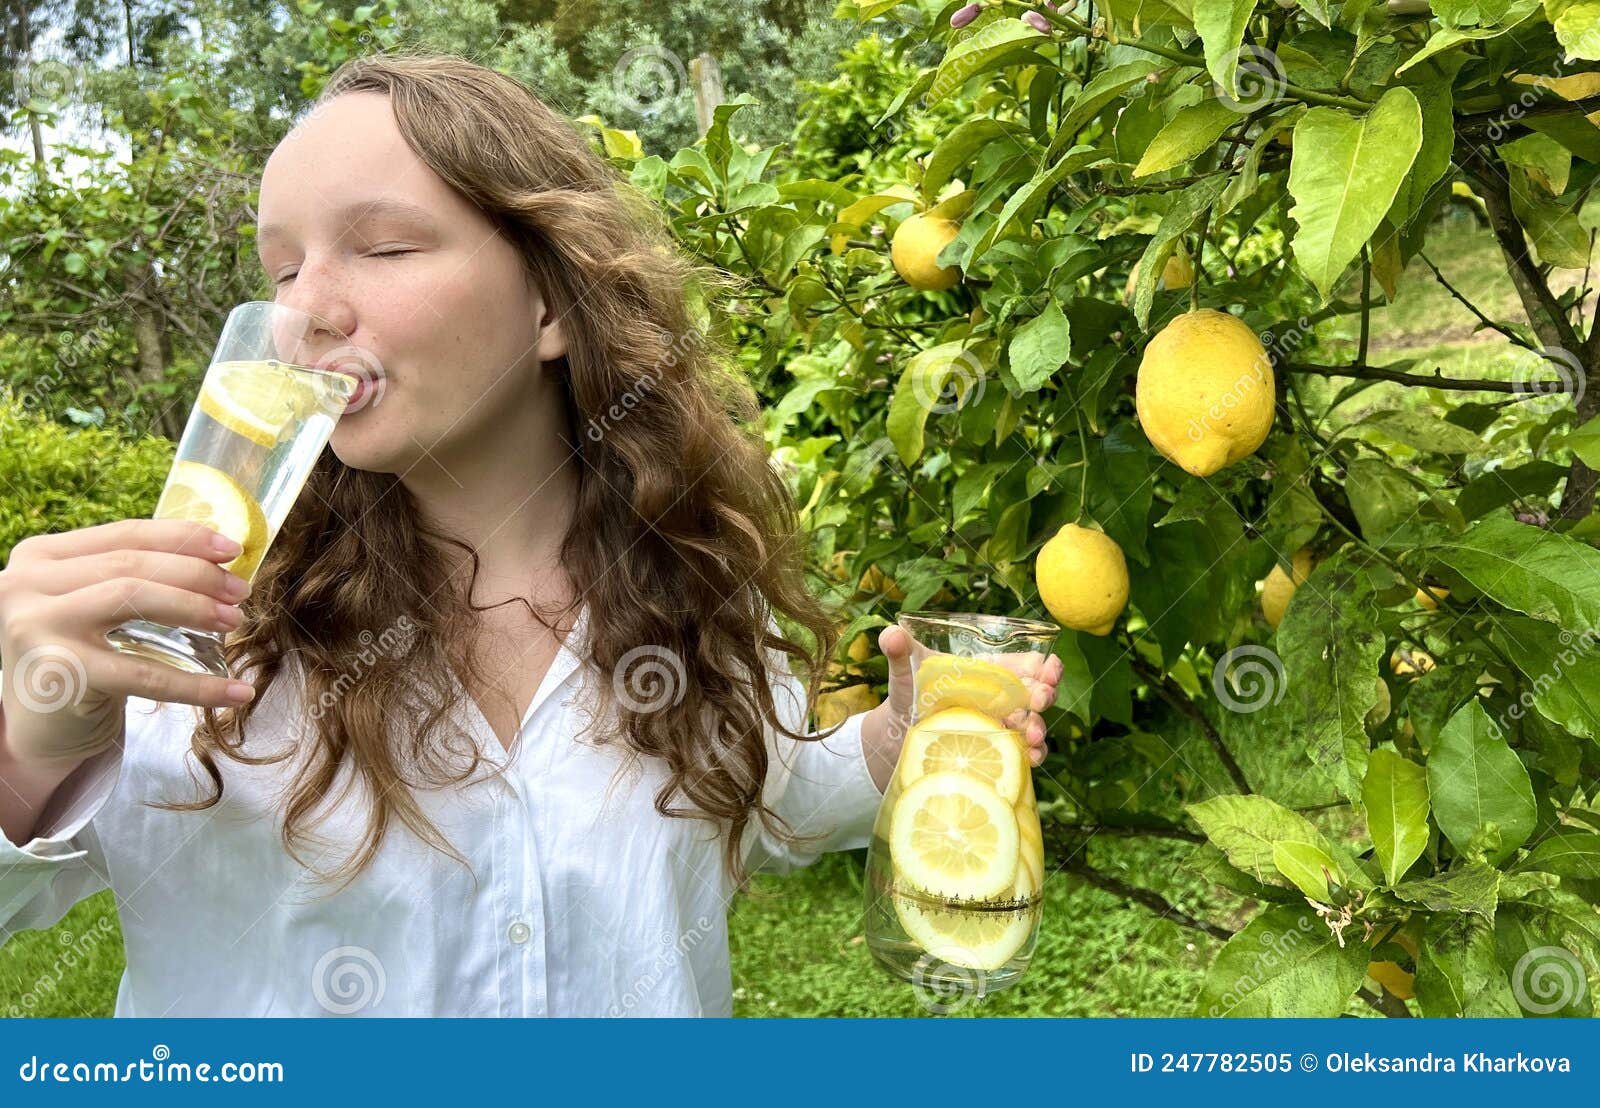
[1128, 656, 1253, 794]
[1056, 855, 1234, 941]
[1052, 822, 1207, 843]
[1417, 250, 1538, 351]
[1287, 361, 1568, 393]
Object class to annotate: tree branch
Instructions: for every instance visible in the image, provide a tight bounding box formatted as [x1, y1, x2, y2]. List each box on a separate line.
[1128, 655, 1253, 794]
[1287, 360, 1569, 393]
[1052, 821, 1207, 843]
[1417, 250, 1539, 351]
[1456, 95, 1600, 136]
[1055, 855, 1235, 941]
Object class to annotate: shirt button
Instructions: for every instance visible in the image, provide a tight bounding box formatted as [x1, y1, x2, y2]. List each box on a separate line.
[508, 920, 531, 945]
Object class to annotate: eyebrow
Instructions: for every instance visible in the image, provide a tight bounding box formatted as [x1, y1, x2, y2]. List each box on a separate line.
[256, 198, 434, 246]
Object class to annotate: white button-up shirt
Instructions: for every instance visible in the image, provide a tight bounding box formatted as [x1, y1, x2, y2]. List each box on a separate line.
[0, 605, 885, 1016]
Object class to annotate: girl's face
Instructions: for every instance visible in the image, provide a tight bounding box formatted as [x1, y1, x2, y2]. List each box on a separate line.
[255, 91, 567, 475]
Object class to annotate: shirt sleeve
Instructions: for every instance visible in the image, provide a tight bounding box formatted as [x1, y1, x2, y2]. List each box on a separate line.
[0, 669, 125, 943]
[740, 621, 888, 878]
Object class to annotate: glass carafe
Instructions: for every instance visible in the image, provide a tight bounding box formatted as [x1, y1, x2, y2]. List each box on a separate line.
[863, 611, 1061, 1002]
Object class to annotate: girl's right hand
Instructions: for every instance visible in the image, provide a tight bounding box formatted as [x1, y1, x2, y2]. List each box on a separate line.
[0, 519, 256, 768]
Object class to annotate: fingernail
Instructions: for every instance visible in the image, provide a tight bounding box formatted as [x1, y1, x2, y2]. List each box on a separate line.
[213, 533, 243, 556]
[215, 602, 243, 627]
[223, 574, 251, 600]
[226, 682, 255, 703]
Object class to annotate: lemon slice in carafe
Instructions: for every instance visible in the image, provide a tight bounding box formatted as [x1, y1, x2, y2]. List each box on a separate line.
[898, 714, 1027, 804]
[197, 360, 322, 447]
[889, 770, 1020, 901]
[913, 654, 1032, 720]
[893, 869, 1040, 971]
[156, 460, 270, 581]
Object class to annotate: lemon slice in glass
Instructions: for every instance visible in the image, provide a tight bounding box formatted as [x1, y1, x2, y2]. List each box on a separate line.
[893, 871, 1040, 971]
[897, 714, 1026, 804]
[155, 460, 270, 581]
[1017, 803, 1044, 890]
[197, 360, 322, 448]
[913, 654, 1032, 721]
[889, 770, 1020, 901]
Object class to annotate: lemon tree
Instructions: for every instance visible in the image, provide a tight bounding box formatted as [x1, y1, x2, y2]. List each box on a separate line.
[588, 0, 1600, 1017]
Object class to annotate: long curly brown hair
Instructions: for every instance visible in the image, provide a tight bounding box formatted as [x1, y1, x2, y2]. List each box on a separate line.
[157, 51, 843, 893]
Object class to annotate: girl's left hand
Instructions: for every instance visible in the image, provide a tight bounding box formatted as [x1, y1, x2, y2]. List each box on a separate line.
[872, 623, 1065, 767]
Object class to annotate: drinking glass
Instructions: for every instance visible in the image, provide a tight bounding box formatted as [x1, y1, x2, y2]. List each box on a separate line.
[863, 611, 1061, 1001]
[103, 301, 358, 679]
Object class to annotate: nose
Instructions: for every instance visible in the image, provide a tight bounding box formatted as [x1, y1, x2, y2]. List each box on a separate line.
[274, 255, 357, 350]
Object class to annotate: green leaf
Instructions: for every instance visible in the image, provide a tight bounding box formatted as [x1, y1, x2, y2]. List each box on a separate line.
[1427, 700, 1537, 865]
[1047, 61, 1167, 163]
[1131, 175, 1229, 328]
[1388, 79, 1456, 228]
[1548, 0, 1600, 58]
[1433, 516, 1600, 631]
[1099, 0, 1197, 34]
[923, 119, 1028, 200]
[1185, 794, 1338, 887]
[1496, 617, 1600, 742]
[1513, 831, 1600, 878]
[1570, 414, 1600, 468]
[1007, 298, 1072, 392]
[885, 341, 990, 465]
[1362, 748, 1431, 885]
[1195, 905, 1368, 1016]
[928, 19, 1049, 107]
[1275, 556, 1386, 796]
[1415, 911, 1523, 1017]
[1286, 88, 1423, 300]
[1392, 861, 1502, 918]
[1354, 409, 1486, 454]
[1501, 132, 1572, 195]
[1193, 0, 1256, 94]
[1272, 840, 1343, 901]
[1134, 99, 1239, 177]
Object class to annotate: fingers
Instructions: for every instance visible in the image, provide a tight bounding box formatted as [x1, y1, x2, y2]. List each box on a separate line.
[17, 519, 242, 564]
[60, 579, 244, 637]
[28, 548, 250, 605]
[86, 650, 254, 709]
